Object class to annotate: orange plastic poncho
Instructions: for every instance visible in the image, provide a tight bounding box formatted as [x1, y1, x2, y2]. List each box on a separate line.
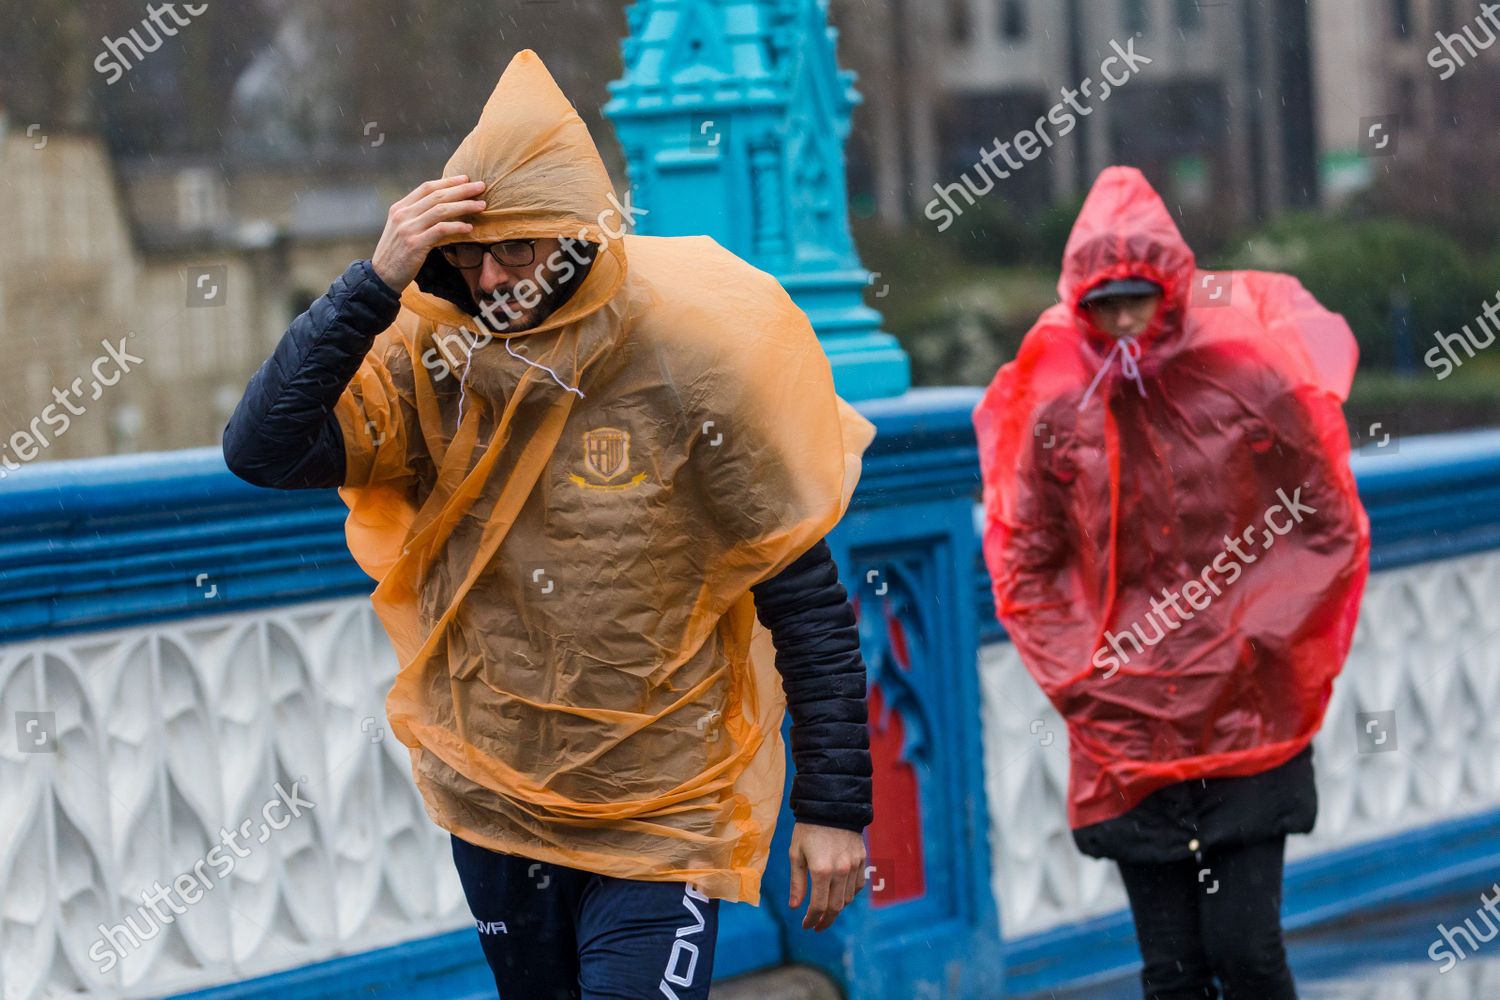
[974, 167, 1370, 830]
[332, 51, 873, 903]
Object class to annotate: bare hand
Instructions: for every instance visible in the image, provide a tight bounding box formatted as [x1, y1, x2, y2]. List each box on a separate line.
[370, 176, 487, 293]
[787, 823, 867, 931]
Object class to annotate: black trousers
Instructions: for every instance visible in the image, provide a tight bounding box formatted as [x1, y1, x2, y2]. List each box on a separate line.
[1117, 836, 1297, 1000]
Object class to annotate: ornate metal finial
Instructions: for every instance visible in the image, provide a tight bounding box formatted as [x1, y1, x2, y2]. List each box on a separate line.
[606, 0, 910, 401]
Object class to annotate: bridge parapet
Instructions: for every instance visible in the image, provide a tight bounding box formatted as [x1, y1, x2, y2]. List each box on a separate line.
[5, 416, 1497, 999]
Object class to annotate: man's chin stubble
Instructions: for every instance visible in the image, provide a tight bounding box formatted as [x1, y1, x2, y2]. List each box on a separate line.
[473, 296, 536, 334]
[475, 292, 566, 335]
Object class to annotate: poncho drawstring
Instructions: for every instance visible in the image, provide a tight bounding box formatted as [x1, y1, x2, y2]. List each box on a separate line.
[1078, 334, 1147, 410]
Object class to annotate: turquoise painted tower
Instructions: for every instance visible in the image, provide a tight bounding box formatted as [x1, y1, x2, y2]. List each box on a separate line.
[604, 0, 911, 401]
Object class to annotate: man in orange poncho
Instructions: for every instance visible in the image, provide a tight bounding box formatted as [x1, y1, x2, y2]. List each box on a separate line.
[224, 51, 875, 999]
[975, 167, 1369, 999]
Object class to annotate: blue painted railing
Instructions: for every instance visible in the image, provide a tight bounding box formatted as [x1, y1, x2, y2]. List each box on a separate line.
[5, 394, 1500, 999]
[0, 389, 994, 1000]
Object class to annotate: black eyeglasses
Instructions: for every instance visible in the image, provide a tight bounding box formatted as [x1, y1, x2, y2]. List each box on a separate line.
[440, 239, 536, 270]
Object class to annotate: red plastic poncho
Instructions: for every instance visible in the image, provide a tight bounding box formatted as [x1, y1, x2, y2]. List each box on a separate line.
[974, 167, 1370, 829]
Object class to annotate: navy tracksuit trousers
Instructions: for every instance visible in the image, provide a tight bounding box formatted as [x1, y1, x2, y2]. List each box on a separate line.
[451, 835, 721, 999]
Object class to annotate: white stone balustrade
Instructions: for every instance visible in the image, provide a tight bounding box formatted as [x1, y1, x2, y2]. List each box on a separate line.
[0, 599, 468, 1000]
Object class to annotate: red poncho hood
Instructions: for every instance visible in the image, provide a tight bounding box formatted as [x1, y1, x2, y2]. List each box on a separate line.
[975, 167, 1370, 828]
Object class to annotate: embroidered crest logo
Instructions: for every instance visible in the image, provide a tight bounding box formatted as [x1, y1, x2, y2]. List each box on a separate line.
[584, 426, 630, 481]
[572, 426, 647, 491]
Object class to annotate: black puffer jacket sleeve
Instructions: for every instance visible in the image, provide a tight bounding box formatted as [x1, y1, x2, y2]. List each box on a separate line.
[222, 259, 402, 489]
[751, 539, 874, 832]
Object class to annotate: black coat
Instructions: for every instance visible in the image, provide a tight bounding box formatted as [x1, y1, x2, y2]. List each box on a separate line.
[223, 260, 873, 832]
[1071, 745, 1317, 863]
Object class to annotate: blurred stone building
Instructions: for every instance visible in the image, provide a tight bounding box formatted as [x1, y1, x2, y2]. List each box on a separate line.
[1312, 0, 1500, 246]
[1314, 0, 1500, 182]
[0, 108, 436, 458]
[0, 0, 627, 463]
[835, 0, 1322, 228]
[837, 0, 1499, 231]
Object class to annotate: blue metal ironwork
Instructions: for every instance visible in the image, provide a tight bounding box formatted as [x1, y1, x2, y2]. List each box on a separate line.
[817, 393, 1003, 999]
[603, 0, 911, 401]
[5, 407, 1500, 997]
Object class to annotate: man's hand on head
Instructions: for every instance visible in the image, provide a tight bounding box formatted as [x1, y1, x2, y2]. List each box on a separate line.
[787, 822, 867, 931]
[371, 176, 488, 293]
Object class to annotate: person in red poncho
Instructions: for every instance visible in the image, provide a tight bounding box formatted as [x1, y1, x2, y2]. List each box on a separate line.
[975, 167, 1370, 1000]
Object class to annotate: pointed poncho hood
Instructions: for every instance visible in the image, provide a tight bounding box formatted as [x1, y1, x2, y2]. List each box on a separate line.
[402, 49, 628, 336]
